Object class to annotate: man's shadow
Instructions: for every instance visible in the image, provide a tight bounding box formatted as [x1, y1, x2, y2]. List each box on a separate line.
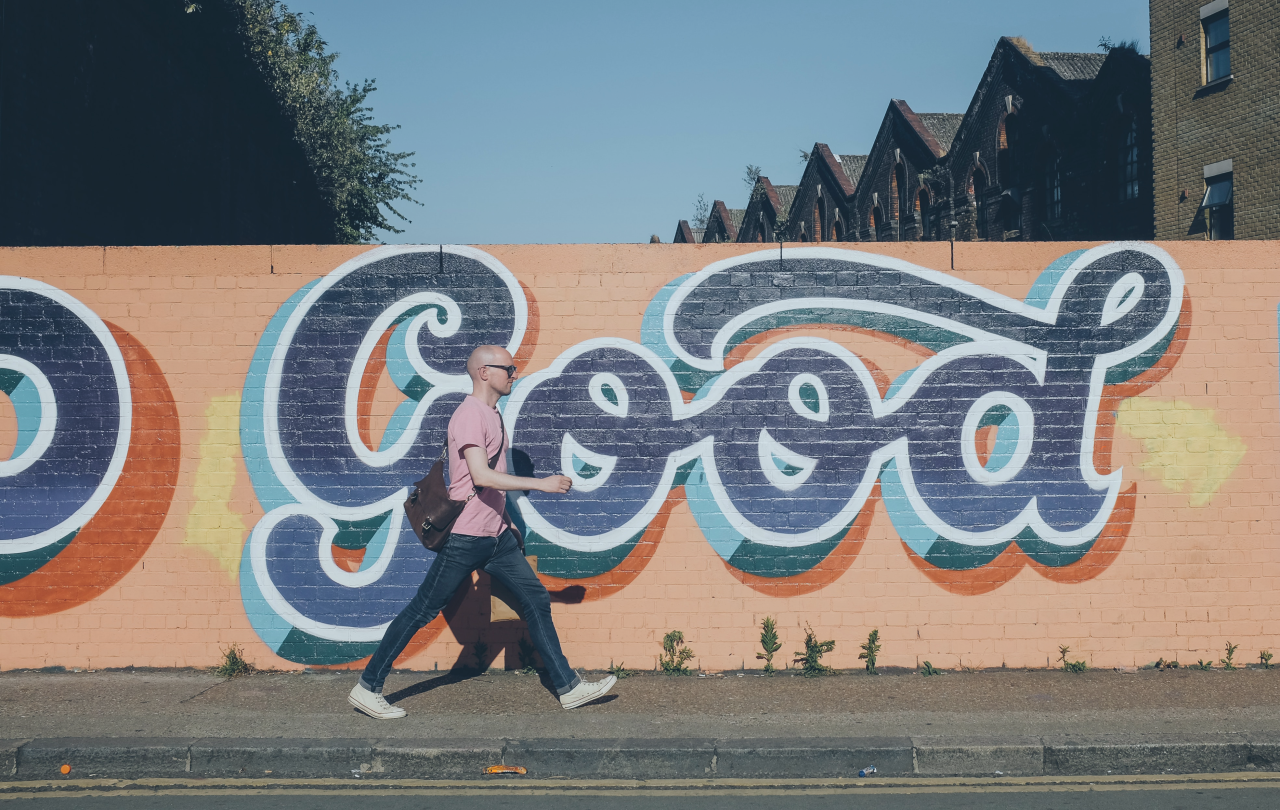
[383, 566, 588, 704]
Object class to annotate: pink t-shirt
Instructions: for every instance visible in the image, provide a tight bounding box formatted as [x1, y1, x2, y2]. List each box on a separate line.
[446, 395, 509, 537]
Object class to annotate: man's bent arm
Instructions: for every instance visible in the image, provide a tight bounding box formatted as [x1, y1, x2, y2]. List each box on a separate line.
[462, 445, 571, 494]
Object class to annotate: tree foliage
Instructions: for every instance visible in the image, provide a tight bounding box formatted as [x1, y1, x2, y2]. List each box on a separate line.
[227, 0, 420, 242]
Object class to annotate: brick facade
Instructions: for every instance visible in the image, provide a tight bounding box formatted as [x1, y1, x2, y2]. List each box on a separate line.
[1152, 0, 1280, 240]
[785, 144, 859, 243]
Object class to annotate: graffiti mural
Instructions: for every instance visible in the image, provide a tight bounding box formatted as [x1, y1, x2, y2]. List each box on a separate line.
[239, 246, 528, 664]
[238, 242, 1184, 665]
[510, 243, 1184, 579]
[0, 277, 180, 616]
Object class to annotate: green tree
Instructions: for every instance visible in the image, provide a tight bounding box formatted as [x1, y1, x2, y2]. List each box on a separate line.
[228, 0, 420, 242]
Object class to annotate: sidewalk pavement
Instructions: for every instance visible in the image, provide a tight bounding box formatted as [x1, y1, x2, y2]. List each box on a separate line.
[2, 666, 1279, 781]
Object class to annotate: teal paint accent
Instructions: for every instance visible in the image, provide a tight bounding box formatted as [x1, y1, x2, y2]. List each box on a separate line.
[639, 272, 722, 393]
[5, 373, 43, 460]
[239, 280, 320, 514]
[599, 383, 619, 407]
[1104, 319, 1179, 385]
[331, 513, 388, 551]
[1017, 529, 1096, 567]
[273, 627, 380, 666]
[798, 382, 821, 414]
[879, 459, 939, 558]
[522, 528, 646, 579]
[723, 308, 972, 357]
[683, 459, 746, 562]
[917, 536, 1011, 570]
[0, 530, 77, 586]
[572, 458, 602, 479]
[237, 542, 293, 652]
[1024, 250, 1086, 310]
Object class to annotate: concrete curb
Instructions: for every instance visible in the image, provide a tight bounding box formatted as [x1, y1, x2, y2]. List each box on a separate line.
[4, 735, 1278, 781]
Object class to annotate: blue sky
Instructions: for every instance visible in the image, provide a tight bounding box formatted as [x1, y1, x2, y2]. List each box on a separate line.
[293, 0, 1150, 244]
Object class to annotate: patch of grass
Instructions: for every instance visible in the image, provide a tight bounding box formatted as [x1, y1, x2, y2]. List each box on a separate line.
[1154, 657, 1180, 670]
[659, 631, 695, 675]
[859, 629, 881, 675]
[1220, 641, 1239, 671]
[920, 661, 941, 677]
[1058, 645, 1087, 673]
[756, 616, 783, 674]
[1194, 659, 1213, 671]
[1261, 650, 1273, 670]
[607, 660, 635, 679]
[211, 644, 255, 679]
[794, 624, 836, 678]
[517, 636, 537, 674]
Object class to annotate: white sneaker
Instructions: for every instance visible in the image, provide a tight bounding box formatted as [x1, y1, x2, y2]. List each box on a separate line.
[348, 683, 407, 719]
[559, 674, 617, 710]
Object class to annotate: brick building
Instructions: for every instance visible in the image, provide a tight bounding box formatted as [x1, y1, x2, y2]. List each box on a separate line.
[940, 38, 1152, 242]
[669, 38, 1154, 244]
[1152, 0, 1280, 240]
[736, 178, 797, 243]
[700, 201, 743, 243]
[785, 144, 865, 242]
[672, 221, 704, 243]
[847, 101, 961, 242]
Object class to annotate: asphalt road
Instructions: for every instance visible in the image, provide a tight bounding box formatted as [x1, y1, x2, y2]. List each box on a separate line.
[3, 782, 1280, 809]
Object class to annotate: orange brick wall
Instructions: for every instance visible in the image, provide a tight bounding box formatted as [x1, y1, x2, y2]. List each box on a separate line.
[1, 241, 1277, 673]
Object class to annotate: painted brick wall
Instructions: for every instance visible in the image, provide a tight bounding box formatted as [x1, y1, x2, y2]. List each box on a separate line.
[1, 241, 1277, 674]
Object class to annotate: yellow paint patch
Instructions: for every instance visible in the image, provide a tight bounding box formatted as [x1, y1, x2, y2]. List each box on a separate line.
[1116, 398, 1246, 507]
[185, 394, 248, 577]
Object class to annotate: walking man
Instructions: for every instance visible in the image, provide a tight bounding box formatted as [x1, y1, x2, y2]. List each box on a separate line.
[348, 345, 617, 719]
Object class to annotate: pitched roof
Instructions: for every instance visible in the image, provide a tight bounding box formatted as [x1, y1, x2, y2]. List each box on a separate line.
[774, 185, 797, 216]
[916, 113, 964, 155]
[709, 200, 739, 241]
[1040, 51, 1107, 82]
[838, 154, 868, 188]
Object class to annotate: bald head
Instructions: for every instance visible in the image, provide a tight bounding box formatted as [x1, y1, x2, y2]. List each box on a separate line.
[467, 345, 511, 381]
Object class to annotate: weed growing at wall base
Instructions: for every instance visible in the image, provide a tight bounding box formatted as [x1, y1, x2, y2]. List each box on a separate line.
[210, 644, 255, 679]
[1058, 645, 1088, 673]
[659, 631, 695, 675]
[608, 660, 635, 679]
[1195, 659, 1214, 671]
[920, 661, 941, 676]
[1262, 651, 1274, 670]
[1221, 642, 1239, 671]
[859, 629, 881, 675]
[794, 624, 836, 678]
[757, 616, 782, 674]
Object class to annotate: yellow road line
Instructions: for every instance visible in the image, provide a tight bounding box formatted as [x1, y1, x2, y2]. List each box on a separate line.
[1, 772, 1278, 799]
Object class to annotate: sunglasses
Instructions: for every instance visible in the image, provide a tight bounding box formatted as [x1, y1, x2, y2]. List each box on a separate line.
[483, 364, 519, 379]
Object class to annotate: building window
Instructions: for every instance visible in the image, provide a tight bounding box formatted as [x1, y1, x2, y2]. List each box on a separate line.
[972, 170, 988, 239]
[1202, 168, 1233, 240]
[918, 189, 932, 241]
[814, 200, 823, 242]
[834, 216, 844, 242]
[1203, 4, 1230, 83]
[1045, 157, 1062, 221]
[998, 114, 1018, 189]
[1121, 119, 1141, 201]
[895, 164, 908, 241]
[871, 206, 883, 240]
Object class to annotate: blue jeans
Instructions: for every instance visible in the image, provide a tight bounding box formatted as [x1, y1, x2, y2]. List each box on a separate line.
[359, 529, 581, 695]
